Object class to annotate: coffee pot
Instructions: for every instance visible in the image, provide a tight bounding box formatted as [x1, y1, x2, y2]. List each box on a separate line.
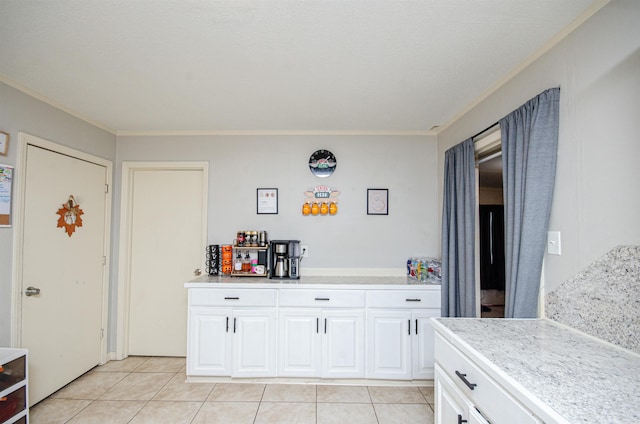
[269, 240, 301, 279]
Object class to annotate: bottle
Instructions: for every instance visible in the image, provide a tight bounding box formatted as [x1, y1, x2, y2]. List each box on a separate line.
[242, 252, 251, 272]
[234, 252, 243, 272]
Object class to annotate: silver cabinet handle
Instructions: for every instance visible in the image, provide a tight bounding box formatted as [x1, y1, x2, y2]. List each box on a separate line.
[194, 268, 202, 276]
[25, 286, 41, 297]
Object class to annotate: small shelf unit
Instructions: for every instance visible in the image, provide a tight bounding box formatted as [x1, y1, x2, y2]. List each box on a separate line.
[0, 348, 28, 424]
[230, 246, 269, 278]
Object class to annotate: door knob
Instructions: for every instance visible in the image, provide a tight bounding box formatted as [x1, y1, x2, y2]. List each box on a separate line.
[25, 286, 41, 297]
[194, 268, 202, 276]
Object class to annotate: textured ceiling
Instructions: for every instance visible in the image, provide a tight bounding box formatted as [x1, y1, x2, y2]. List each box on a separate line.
[0, 1, 604, 134]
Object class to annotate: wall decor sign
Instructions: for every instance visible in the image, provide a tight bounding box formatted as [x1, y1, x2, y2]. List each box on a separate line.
[367, 188, 388, 215]
[0, 131, 9, 156]
[257, 188, 278, 214]
[56, 195, 84, 236]
[302, 185, 340, 216]
[0, 164, 13, 226]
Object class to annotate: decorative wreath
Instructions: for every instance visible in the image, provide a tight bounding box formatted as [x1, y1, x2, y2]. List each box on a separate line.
[56, 195, 84, 237]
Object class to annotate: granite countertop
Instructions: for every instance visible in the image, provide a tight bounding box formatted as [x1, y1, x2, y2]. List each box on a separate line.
[185, 275, 440, 289]
[432, 318, 640, 423]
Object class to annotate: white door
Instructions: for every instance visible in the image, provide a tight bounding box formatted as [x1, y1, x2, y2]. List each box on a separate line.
[186, 307, 232, 376]
[321, 310, 365, 378]
[412, 310, 439, 379]
[125, 165, 207, 356]
[20, 143, 109, 405]
[435, 367, 468, 424]
[366, 310, 412, 380]
[278, 309, 321, 377]
[232, 309, 277, 377]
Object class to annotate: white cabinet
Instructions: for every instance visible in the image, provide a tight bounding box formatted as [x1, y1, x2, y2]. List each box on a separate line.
[232, 309, 277, 377]
[434, 332, 541, 424]
[366, 290, 440, 380]
[0, 348, 28, 424]
[186, 283, 441, 382]
[187, 289, 277, 377]
[367, 310, 412, 379]
[188, 307, 232, 376]
[321, 309, 366, 378]
[278, 289, 366, 379]
[278, 309, 322, 377]
[435, 365, 491, 424]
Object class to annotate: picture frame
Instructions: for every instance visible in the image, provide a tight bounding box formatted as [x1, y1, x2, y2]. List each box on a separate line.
[367, 188, 388, 215]
[0, 132, 9, 156]
[0, 164, 14, 226]
[257, 188, 278, 214]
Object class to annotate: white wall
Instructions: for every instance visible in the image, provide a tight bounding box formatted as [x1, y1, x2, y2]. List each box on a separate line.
[437, 0, 640, 294]
[115, 135, 439, 269]
[0, 82, 116, 346]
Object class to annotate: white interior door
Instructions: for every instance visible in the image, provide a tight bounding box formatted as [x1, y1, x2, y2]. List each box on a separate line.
[20, 143, 109, 405]
[126, 165, 207, 356]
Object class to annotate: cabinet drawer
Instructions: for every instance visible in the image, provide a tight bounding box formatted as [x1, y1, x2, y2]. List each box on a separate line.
[0, 355, 26, 392]
[0, 384, 26, 423]
[435, 333, 539, 424]
[367, 290, 440, 309]
[189, 288, 277, 307]
[279, 289, 365, 308]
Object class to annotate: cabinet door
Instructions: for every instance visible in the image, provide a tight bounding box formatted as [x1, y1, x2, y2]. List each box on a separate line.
[412, 309, 440, 379]
[232, 309, 277, 377]
[435, 366, 468, 424]
[366, 310, 412, 380]
[278, 309, 321, 377]
[187, 308, 232, 376]
[321, 310, 365, 378]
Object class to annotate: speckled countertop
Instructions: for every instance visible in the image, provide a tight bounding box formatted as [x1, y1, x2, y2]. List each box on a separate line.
[185, 275, 440, 289]
[432, 318, 640, 423]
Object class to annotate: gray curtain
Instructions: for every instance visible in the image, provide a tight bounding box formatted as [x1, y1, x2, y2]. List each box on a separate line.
[500, 87, 560, 318]
[441, 138, 476, 317]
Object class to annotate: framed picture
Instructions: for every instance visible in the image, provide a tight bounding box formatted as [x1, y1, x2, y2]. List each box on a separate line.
[257, 188, 278, 214]
[367, 188, 388, 215]
[0, 164, 13, 226]
[0, 132, 9, 156]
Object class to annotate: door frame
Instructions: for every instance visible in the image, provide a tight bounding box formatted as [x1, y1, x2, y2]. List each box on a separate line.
[116, 161, 208, 359]
[11, 132, 113, 366]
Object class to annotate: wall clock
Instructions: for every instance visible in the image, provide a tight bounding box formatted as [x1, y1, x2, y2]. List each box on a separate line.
[308, 149, 337, 178]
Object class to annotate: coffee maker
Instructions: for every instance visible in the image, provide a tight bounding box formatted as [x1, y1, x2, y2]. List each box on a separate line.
[269, 240, 301, 279]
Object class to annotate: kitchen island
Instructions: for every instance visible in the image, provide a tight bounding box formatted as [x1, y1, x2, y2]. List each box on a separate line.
[432, 317, 640, 423]
[185, 276, 441, 382]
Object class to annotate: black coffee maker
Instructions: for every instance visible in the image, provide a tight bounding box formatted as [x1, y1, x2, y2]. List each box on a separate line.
[269, 240, 301, 279]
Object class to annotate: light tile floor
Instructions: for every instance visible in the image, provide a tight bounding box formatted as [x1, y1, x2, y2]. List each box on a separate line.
[29, 356, 435, 424]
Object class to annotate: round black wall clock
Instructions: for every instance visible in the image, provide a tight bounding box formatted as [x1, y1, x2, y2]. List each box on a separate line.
[309, 149, 337, 178]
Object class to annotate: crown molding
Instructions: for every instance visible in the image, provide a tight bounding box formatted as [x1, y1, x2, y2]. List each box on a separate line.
[434, 0, 610, 135]
[116, 129, 436, 137]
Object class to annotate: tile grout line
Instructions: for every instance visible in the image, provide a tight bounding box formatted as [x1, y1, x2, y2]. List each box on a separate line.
[188, 381, 216, 424]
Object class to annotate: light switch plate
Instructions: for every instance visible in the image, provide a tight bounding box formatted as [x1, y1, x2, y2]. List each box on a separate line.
[547, 231, 562, 255]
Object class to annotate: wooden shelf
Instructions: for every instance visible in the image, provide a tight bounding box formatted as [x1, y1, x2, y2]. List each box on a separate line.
[230, 272, 268, 277]
[233, 246, 268, 250]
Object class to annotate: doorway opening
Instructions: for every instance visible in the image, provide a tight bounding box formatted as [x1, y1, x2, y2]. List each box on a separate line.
[475, 127, 505, 318]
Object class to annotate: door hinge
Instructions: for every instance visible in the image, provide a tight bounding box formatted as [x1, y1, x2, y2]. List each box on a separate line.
[105, 184, 109, 193]
[102, 256, 107, 265]
[100, 329, 104, 339]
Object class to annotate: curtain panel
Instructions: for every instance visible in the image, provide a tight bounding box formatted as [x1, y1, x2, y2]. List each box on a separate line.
[441, 138, 476, 317]
[500, 87, 560, 318]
